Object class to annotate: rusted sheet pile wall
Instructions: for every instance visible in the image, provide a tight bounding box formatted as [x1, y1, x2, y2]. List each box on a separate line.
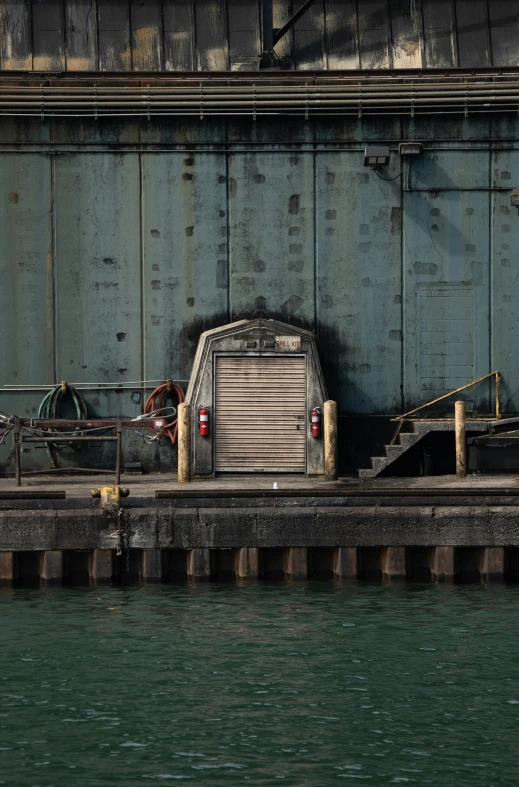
[1, 113, 519, 472]
[0, 0, 518, 72]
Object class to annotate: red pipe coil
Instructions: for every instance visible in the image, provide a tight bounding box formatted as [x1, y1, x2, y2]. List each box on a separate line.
[144, 382, 185, 445]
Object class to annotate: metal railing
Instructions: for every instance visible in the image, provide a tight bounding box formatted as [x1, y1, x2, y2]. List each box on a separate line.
[389, 371, 501, 446]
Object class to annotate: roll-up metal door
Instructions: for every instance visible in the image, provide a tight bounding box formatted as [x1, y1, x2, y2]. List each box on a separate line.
[215, 355, 306, 472]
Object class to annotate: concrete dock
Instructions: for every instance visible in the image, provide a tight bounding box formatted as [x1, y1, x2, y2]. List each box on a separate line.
[2, 473, 519, 585]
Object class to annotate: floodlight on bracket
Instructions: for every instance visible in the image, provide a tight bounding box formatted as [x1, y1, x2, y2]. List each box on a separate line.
[363, 146, 391, 169]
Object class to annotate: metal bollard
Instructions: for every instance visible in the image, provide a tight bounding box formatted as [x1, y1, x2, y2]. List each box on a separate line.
[455, 400, 466, 478]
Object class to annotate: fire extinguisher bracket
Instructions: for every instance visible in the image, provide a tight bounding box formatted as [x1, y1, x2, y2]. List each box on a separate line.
[199, 406, 210, 437]
[311, 406, 321, 438]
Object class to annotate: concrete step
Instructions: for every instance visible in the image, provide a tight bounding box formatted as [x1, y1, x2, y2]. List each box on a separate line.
[358, 418, 498, 479]
[398, 432, 422, 447]
[359, 422, 435, 479]
[370, 456, 389, 473]
[384, 444, 407, 458]
[358, 468, 378, 479]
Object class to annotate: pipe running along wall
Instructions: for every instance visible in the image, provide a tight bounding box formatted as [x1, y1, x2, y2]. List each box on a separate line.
[2, 72, 519, 117]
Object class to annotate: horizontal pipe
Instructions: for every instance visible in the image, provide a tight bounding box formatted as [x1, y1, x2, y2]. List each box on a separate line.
[155, 487, 519, 499]
[1, 109, 518, 119]
[2, 94, 519, 107]
[21, 436, 118, 442]
[0, 491, 66, 499]
[2, 78, 519, 91]
[18, 419, 158, 428]
[4, 379, 189, 390]
[0, 144, 515, 153]
[20, 467, 116, 475]
[1, 85, 518, 97]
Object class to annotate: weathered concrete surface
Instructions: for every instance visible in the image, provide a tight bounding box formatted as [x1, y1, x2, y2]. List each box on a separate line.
[2, 505, 519, 551]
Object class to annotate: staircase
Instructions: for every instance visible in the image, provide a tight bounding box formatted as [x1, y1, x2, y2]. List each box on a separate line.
[358, 419, 491, 479]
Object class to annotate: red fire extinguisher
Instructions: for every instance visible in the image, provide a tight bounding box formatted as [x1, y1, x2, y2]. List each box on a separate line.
[199, 406, 209, 436]
[311, 407, 321, 438]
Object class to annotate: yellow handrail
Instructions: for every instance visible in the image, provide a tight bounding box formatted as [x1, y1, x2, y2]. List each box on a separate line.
[391, 371, 501, 422]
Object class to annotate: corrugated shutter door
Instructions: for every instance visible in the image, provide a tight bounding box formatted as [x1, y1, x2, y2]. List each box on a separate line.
[215, 356, 306, 472]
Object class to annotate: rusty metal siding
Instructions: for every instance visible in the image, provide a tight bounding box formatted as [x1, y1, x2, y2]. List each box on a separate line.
[492, 143, 519, 413]
[52, 152, 143, 460]
[316, 136, 403, 414]
[32, 0, 65, 71]
[65, 0, 96, 71]
[131, 0, 163, 71]
[164, 0, 195, 71]
[0, 0, 518, 72]
[0, 153, 54, 428]
[228, 148, 315, 328]
[4, 116, 519, 472]
[0, 2, 32, 70]
[141, 150, 229, 380]
[98, 0, 131, 71]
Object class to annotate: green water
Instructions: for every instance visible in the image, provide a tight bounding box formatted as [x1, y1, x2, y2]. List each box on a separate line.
[1, 584, 519, 787]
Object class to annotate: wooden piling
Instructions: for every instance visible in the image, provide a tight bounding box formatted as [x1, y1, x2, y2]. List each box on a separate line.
[177, 403, 191, 483]
[41, 551, 63, 587]
[0, 551, 14, 586]
[478, 547, 505, 582]
[431, 546, 455, 582]
[382, 547, 406, 580]
[334, 547, 358, 579]
[286, 547, 307, 579]
[187, 548, 211, 580]
[236, 548, 259, 579]
[90, 550, 113, 585]
[142, 550, 162, 583]
[455, 400, 466, 477]
[324, 400, 338, 481]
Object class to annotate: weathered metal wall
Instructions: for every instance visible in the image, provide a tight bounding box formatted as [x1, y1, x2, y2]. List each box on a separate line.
[0, 0, 518, 72]
[1, 113, 519, 472]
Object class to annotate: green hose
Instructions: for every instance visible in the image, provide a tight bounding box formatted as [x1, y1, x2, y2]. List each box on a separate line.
[38, 384, 88, 468]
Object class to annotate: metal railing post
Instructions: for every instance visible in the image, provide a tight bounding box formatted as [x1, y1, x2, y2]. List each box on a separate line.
[115, 417, 122, 485]
[455, 401, 467, 477]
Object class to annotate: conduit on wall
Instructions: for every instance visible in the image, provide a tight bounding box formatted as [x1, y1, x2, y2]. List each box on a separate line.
[2, 72, 519, 117]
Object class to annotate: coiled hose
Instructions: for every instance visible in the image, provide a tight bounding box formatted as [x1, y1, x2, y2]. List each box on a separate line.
[38, 384, 88, 467]
[144, 381, 185, 444]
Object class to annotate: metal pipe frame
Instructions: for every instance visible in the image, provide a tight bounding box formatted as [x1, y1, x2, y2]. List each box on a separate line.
[11, 418, 158, 486]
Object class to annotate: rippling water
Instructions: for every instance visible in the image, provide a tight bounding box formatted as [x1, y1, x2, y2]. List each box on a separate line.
[1, 583, 519, 786]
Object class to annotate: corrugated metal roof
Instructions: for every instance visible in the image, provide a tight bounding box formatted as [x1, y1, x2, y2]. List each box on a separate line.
[0, 0, 517, 73]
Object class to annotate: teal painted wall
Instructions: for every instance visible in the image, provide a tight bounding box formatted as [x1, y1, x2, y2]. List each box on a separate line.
[1, 115, 518, 471]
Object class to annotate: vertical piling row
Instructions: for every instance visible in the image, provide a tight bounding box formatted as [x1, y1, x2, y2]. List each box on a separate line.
[0, 546, 517, 585]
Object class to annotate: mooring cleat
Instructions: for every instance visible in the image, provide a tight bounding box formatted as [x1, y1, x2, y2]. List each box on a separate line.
[91, 485, 130, 515]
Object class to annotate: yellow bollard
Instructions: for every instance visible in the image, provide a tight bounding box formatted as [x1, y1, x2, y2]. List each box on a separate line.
[177, 403, 191, 483]
[324, 400, 338, 481]
[91, 485, 129, 515]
